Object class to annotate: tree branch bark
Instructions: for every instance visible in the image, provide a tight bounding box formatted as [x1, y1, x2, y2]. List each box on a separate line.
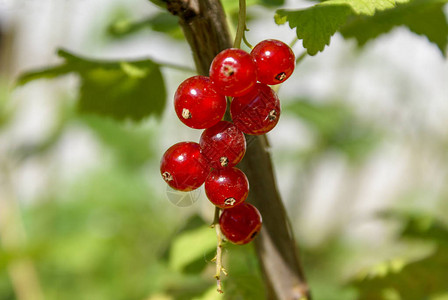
[166, 1, 311, 298]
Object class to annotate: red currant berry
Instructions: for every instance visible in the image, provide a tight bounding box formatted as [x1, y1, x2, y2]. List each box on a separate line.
[219, 203, 262, 245]
[205, 167, 249, 209]
[209, 48, 257, 97]
[230, 83, 280, 135]
[160, 142, 209, 191]
[199, 121, 246, 169]
[174, 76, 227, 129]
[251, 39, 295, 85]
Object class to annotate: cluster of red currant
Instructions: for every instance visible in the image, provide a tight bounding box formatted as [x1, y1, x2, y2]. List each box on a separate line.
[160, 39, 295, 245]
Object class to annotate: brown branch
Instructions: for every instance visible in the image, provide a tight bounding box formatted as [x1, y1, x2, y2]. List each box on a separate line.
[166, 0, 311, 298]
[166, 0, 232, 75]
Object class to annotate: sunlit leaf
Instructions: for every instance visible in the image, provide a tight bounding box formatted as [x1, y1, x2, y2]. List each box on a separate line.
[275, 0, 410, 55]
[169, 226, 216, 272]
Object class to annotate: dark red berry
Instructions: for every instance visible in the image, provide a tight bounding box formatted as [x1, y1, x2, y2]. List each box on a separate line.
[219, 203, 262, 245]
[205, 167, 249, 209]
[251, 39, 295, 85]
[230, 83, 280, 135]
[209, 48, 257, 97]
[199, 121, 246, 169]
[160, 142, 209, 191]
[174, 76, 227, 129]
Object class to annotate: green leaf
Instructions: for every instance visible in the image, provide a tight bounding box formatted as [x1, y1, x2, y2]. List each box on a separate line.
[275, 0, 409, 55]
[341, 0, 448, 56]
[329, 0, 398, 15]
[259, 0, 284, 7]
[17, 49, 166, 122]
[352, 249, 448, 300]
[147, 0, 166, 9]
[223, 244, 266, 300]
[169, 226, 216, 272]
[350, 212, 448, 299]
[381, 211, 448, 247]
[276, 5, 353, 55]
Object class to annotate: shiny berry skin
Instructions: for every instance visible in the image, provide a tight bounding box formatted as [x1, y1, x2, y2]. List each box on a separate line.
[209, 48, 257, 97]
[230, 83, 280, 135]
[160, 142, 209, 191]
[251, 39, 295, 85]
[205, 167, 249, 209]
[219, 203, 262, 245]
[174, 76, 227, 129]
[199, 121, 246, 169]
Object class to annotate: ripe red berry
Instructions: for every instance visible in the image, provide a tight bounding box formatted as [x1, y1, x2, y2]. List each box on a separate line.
[209, 48, 257, 97]
[199, 121, 246, 169]
[160, 142, 209, 191]
[230, 83, 280, 135]
[174, 76, 227, 129]
[251, 39, 295, 85]
[219, 203, 262, 245]
[205, 167, 249, 209]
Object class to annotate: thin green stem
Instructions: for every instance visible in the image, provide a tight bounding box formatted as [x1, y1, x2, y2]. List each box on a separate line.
[289, 36, 299, 48]
[233, 0, 247, 48]
[242, 26, 253, 49]
[296, 50, 307, 65]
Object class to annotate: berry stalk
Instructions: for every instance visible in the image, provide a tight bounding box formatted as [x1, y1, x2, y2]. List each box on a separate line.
[233, 0, 247, 49]
[211, 207, 226, 293]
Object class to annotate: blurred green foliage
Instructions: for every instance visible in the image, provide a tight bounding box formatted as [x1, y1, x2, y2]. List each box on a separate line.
[17, 49, 166, 122]
[0, 101, 266, 299]
[0, 81, 14, 128]
[284, 100, 380, 162]
[341, 0, 448, 54]
[108, 12, 184, 40]
[0, 119, 266, 299]
[350, 212, 448, 299]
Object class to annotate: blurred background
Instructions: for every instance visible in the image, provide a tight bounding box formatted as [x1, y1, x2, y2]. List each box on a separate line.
[0, 0, 448, 299]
